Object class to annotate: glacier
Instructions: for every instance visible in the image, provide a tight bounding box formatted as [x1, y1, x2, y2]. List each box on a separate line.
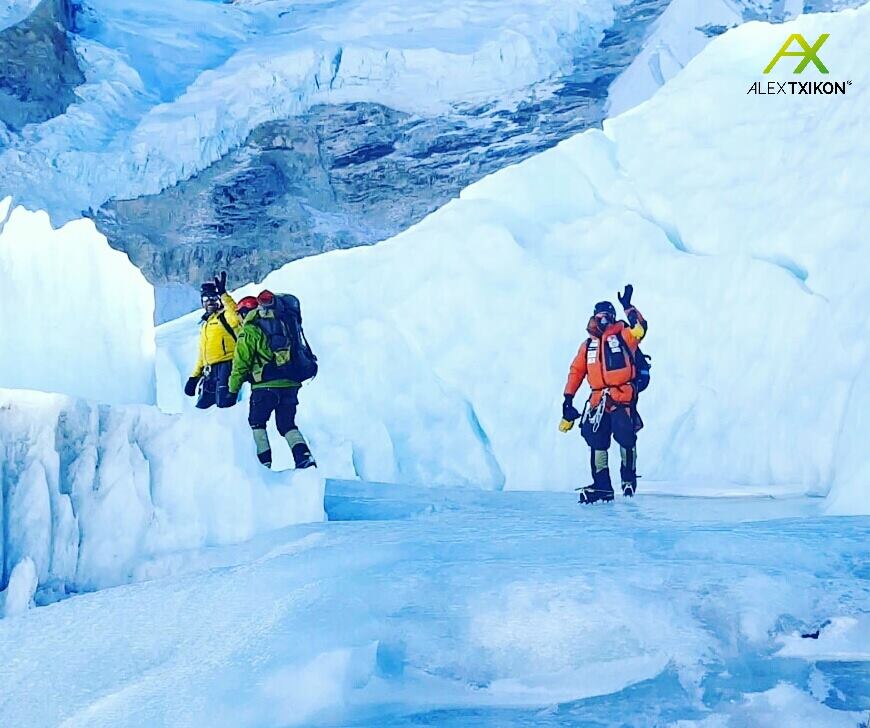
[0, 388, 325, 601]
[0, 3, 867, 725]
[0, 481, 866, 725]
[0, 197, 155, 405]
[2, 0, 865, 320]
[152, 5, 870, 512]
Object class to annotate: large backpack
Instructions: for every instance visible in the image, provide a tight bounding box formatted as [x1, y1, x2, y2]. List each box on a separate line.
[255, 294, 318, 383]
[612, 328, 651, 395]
[634, 346, 651, 393]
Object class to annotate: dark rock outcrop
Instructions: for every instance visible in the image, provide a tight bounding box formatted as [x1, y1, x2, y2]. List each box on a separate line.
[96, 0, 673, 321]
[0, 0, 84, 132]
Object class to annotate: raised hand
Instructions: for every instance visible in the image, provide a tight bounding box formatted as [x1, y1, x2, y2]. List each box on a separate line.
[214, 270, 228, 295]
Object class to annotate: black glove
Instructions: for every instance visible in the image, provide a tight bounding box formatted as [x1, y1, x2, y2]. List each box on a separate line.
[563, 394, 581, 422]
[184, 376, 200, 397]
[214, 271, 228, 295]
[617, 284, 633, 309]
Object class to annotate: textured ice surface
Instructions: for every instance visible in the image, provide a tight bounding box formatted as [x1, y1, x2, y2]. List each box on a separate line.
[0, 389, 325, 596]
[0, 481, 866, 726]
[0, 0, 619, 219]
[154, 7, 870, 511]
[3, 0, 865, 319]
[0, 0, 40, 31]
[0, 199, 155, 404]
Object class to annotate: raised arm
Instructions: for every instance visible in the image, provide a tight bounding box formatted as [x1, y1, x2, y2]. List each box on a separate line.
[618, 284, 647, 343]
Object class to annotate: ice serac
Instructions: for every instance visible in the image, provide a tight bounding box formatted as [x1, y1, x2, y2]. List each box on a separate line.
[157, 6, 870, 513]
[0, 199, 155, 405]
[0, 388, 325, 598]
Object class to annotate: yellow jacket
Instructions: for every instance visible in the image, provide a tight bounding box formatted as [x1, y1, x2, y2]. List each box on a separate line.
[191, 293, 242, 377]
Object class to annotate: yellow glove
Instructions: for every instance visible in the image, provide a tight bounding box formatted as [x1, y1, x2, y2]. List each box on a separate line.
[559, 418, 575, 433]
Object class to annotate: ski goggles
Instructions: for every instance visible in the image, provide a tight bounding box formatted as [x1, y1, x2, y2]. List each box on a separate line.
[237, 296, 259, 316]
[257, 290, 275, 307]
[593, 312, 613, 326]
[201, 293, 220, 305]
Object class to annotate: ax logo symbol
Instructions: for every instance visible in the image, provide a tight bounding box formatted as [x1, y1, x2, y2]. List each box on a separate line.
[763, 34, 830, 74]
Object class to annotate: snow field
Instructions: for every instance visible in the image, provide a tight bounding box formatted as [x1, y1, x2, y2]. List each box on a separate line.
[156, 7, 870, 513]
[0, 483, 865, 725]
[0, 0, 39, 31]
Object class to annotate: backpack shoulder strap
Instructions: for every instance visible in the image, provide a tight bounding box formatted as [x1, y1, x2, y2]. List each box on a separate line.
[615, 329, 632, 355]
[217, 312, 238, 341]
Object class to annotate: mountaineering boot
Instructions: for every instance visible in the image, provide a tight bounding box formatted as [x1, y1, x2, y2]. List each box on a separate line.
[577, 451, 614, 504]
[620, 446, 637, 497]
[285, 429, 316, 469]
[253, 428, 272, 469]
[577, 485, 615, 504]
[291, 442, 316, 469]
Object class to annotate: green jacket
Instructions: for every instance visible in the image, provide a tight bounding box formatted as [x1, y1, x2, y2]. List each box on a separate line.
[228, 312, 300, 393]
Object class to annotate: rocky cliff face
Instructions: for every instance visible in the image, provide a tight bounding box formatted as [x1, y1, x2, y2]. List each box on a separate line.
[0, 0, 83, 133]
[97, 0, 672, 321]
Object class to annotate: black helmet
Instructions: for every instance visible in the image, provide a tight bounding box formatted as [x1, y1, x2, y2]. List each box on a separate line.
[200, 281, 218, 297]
[593, 301, 616, 318]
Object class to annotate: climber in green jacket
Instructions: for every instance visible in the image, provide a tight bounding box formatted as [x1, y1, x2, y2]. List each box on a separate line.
[229, 290, 316, 470]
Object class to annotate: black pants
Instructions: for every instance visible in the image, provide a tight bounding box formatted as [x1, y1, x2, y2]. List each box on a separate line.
[196, 362, 237, 409]
[581, 404, 639, 489]
[248, 387, 299, 435]
[580, 405, 637, 451]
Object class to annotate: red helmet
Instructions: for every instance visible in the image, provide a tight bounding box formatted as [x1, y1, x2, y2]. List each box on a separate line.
[237, 296, 258, 316]
[257, 289, 275, 307]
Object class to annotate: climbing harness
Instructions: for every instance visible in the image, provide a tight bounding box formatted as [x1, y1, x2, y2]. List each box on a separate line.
[586, 388, 610, 433]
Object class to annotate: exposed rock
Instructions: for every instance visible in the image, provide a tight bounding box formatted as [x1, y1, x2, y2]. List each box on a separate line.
[97, 0, 672, 321]
[0, 0, 84, 131]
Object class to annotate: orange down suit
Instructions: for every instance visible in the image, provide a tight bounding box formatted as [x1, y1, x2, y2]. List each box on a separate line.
[564, 306, 647, 409]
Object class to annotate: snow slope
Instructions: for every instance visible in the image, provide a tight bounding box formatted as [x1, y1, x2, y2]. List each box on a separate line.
[0, 198, 155, 404]
[0, 482, 866, 725]
[608, 0, 869, 115]
[0, 388, 325, 600]
[157, 6, 870, 513]
[608, 0, 746, 115]
[0, 0, 39, 31]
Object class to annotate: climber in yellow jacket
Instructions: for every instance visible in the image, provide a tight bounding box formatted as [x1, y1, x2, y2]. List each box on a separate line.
[184, 271, 242, 409]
